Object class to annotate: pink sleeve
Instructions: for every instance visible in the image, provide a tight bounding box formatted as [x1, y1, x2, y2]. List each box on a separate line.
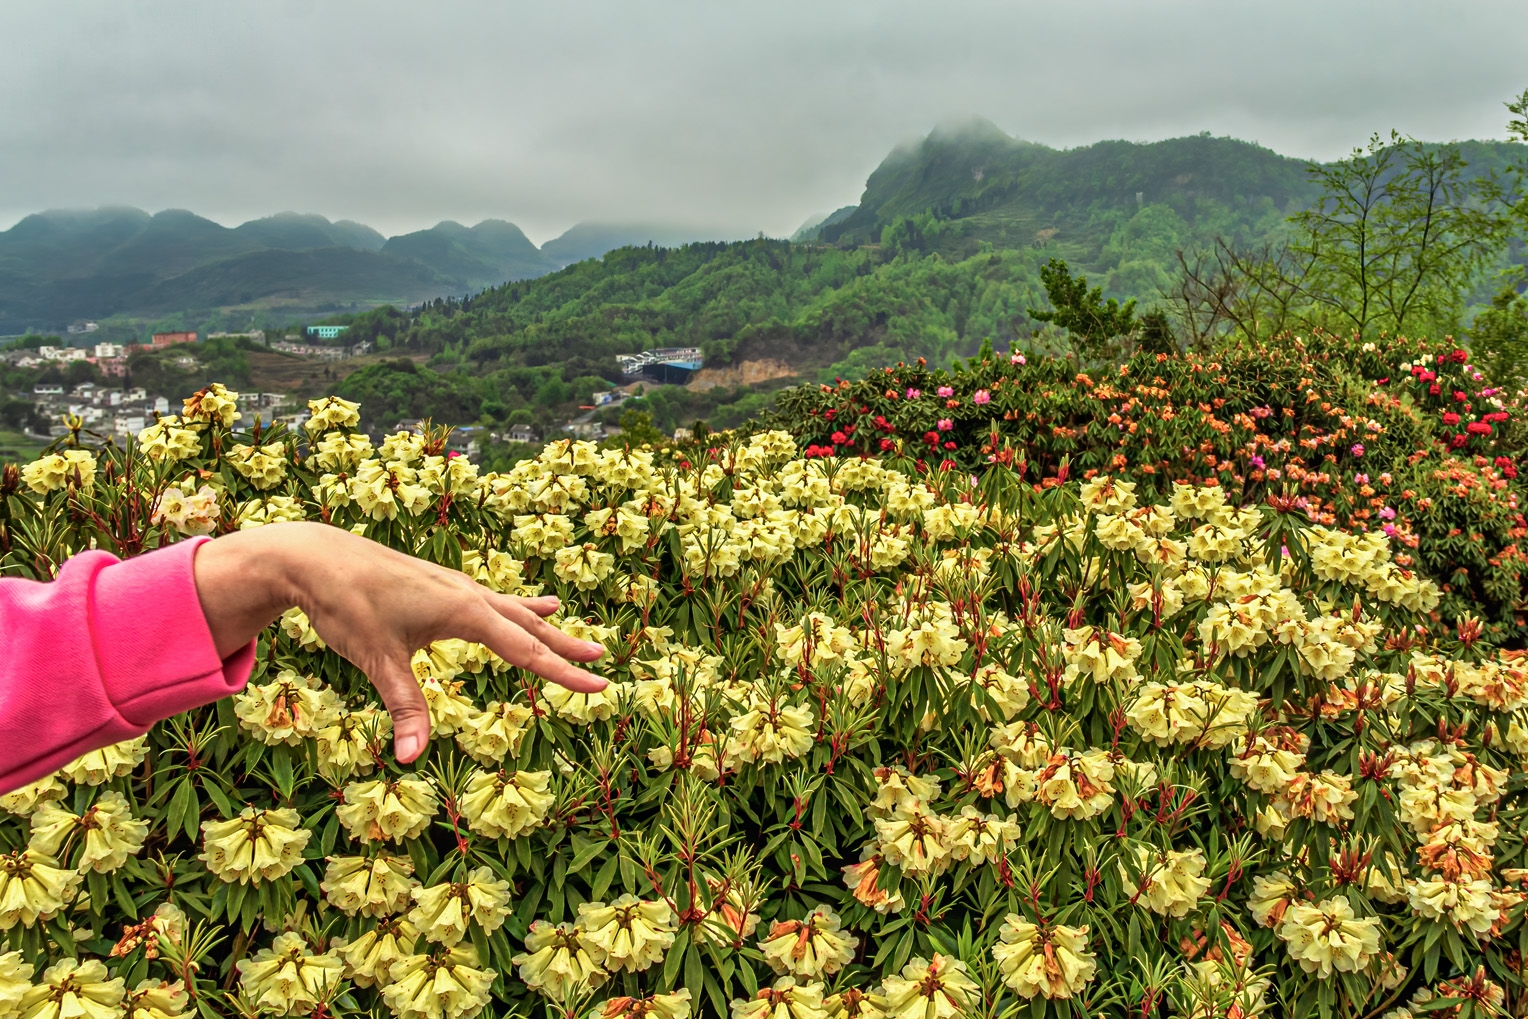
[0, 537, 256, 794]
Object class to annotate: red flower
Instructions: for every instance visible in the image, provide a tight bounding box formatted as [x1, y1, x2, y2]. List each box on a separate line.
[1443, 412, 1460, 425]
[1467, 422, 1492, 436]
[1451, 434, 1469, 448]
[1454, 391, 1468, 403]
[1452, 349, 1468, 362]
[943, 441, 958, 450]
[879, 438, 895, 451]
[831, 431, 848, 444]
[1429, 384, 1442, 396]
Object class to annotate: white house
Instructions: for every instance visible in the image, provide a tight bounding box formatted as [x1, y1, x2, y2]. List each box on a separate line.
[93, 342, 125, 359]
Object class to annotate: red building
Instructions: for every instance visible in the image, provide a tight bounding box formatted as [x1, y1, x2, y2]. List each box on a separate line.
[150, 331, 197, 348]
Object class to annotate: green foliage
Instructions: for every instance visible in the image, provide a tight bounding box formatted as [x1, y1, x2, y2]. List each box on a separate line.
[1028, 258, 1139, 350]
[1, 392, 1525, 1019]
[764, 330, 1528, 642]
[1468, 271, 1528, 387]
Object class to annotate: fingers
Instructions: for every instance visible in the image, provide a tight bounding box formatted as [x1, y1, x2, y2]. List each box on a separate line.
[463, 606, 610, 694]
[492, 594, 605, 662]
[366, 659, 433, 763]
[517, 595, 562, 618]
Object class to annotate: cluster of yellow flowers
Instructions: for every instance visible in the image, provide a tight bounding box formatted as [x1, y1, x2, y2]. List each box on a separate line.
[5, 388, 1525, 1019]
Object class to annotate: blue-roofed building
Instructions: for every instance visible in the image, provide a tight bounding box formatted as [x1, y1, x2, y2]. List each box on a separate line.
[615, 346, 703, 385]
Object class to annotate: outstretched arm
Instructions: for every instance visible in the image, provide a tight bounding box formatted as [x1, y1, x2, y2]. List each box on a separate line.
[192, 522, 606, 762]
[0, 525, 605, 795]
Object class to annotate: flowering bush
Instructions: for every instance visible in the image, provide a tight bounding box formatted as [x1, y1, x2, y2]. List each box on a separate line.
[767, 332, 1528, 643]
[0, 385, 1526, 1018]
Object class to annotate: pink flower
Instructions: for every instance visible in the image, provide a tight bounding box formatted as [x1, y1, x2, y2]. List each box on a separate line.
[1379, 506, 1396, 520]
[937, 418, 954, 432]
[937, 386, 954, 398]
[1383, 523, 1397, 537]
[974, 389, 991, 405]
[1350, 444, 1365, 456]
[1010, 353, 1027, 365]
[906, 388, 922, 399]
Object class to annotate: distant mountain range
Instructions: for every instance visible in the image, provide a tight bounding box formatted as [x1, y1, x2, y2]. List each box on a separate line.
[0, 209, 739, 332]
[5, 119, 1522, 335]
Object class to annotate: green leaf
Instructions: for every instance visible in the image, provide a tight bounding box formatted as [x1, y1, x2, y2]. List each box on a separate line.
[590, 854, 619, 901]
[662, 926, 691, 989]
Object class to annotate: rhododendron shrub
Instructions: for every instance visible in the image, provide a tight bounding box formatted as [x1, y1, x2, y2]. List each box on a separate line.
[767, 331, 1528, 643]
[0, 386, 1525, 1018]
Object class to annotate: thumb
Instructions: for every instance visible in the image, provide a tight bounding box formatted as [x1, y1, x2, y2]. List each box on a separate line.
[369, 661, 433, 763]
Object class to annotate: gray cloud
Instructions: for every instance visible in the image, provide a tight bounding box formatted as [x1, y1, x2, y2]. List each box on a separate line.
[1, 0, 1523, 242]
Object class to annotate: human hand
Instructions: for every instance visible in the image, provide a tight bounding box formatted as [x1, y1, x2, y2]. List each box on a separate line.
[193, 522, 607, 762]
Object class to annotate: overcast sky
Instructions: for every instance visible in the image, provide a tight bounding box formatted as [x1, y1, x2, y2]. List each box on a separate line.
[1, 1, 1523, 244]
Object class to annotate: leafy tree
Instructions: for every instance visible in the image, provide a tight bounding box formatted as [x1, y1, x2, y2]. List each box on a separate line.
[1282, 132, 1508, 338]
[1027, 258, 1137, 348]
[610, 408, 667, 447]
[1469, 271, 1528, 386]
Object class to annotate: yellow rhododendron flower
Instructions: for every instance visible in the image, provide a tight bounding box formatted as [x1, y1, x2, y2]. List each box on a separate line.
[336, 776, 438, 843]
[731, 977, 828, 1019]
[0, 774, 66, 817]
[305, 396, 362, 435]
[22, 450, 96, 494]
[122, 978, 191, 1019]
[757, 906, 858, 978]
[874, 803, 950, 876]
[459, 769, 554, 840]
[233, 670, 340, 745]
[0, 849, 81, 929]
[198, 806, 311, 885]
[877, 954, 977, 1019]
[313, 706, 388, 782]
[593, 989, 693, 1019]
[321, 854, 419, 917]
[137, 418, 203, 462]
[455, 701, 534, 765]
[726, 689, 814, 767]
[0, 950, 33, 1015]
[332, 917, 418, 989]
[151, 484, 219, 535]
[228, 442, 287, 489]
[381, 943, 496, 1019]
[408, 867, 513, 946]
[182, 383, 239, 427]
[512, 920, 609, 999]
[1277, 897, 1382, 977]
[17, 958, 124, 1019]
[992, 914, 1097, 1000]
[1123, 845, 1211, 918]
[28, 790, 148, 873]
[577, 895, 677, 973]
[236, 931, 344, 1016]
[945, 805, 1022, 866]
[59, 737, 148, 786]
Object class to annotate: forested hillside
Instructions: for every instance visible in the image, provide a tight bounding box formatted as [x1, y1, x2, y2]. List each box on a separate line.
[322, 240, 1058, 430]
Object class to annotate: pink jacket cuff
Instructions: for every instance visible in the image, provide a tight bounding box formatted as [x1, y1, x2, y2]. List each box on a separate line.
[0, 537, 256, 794]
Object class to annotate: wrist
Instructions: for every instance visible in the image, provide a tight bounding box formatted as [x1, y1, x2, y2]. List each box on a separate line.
[194, 523, 319, 657]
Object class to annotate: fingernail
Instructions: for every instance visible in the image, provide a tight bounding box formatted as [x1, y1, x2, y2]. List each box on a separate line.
[396, 734, 421, 761]
[584, 641, 606, 656]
